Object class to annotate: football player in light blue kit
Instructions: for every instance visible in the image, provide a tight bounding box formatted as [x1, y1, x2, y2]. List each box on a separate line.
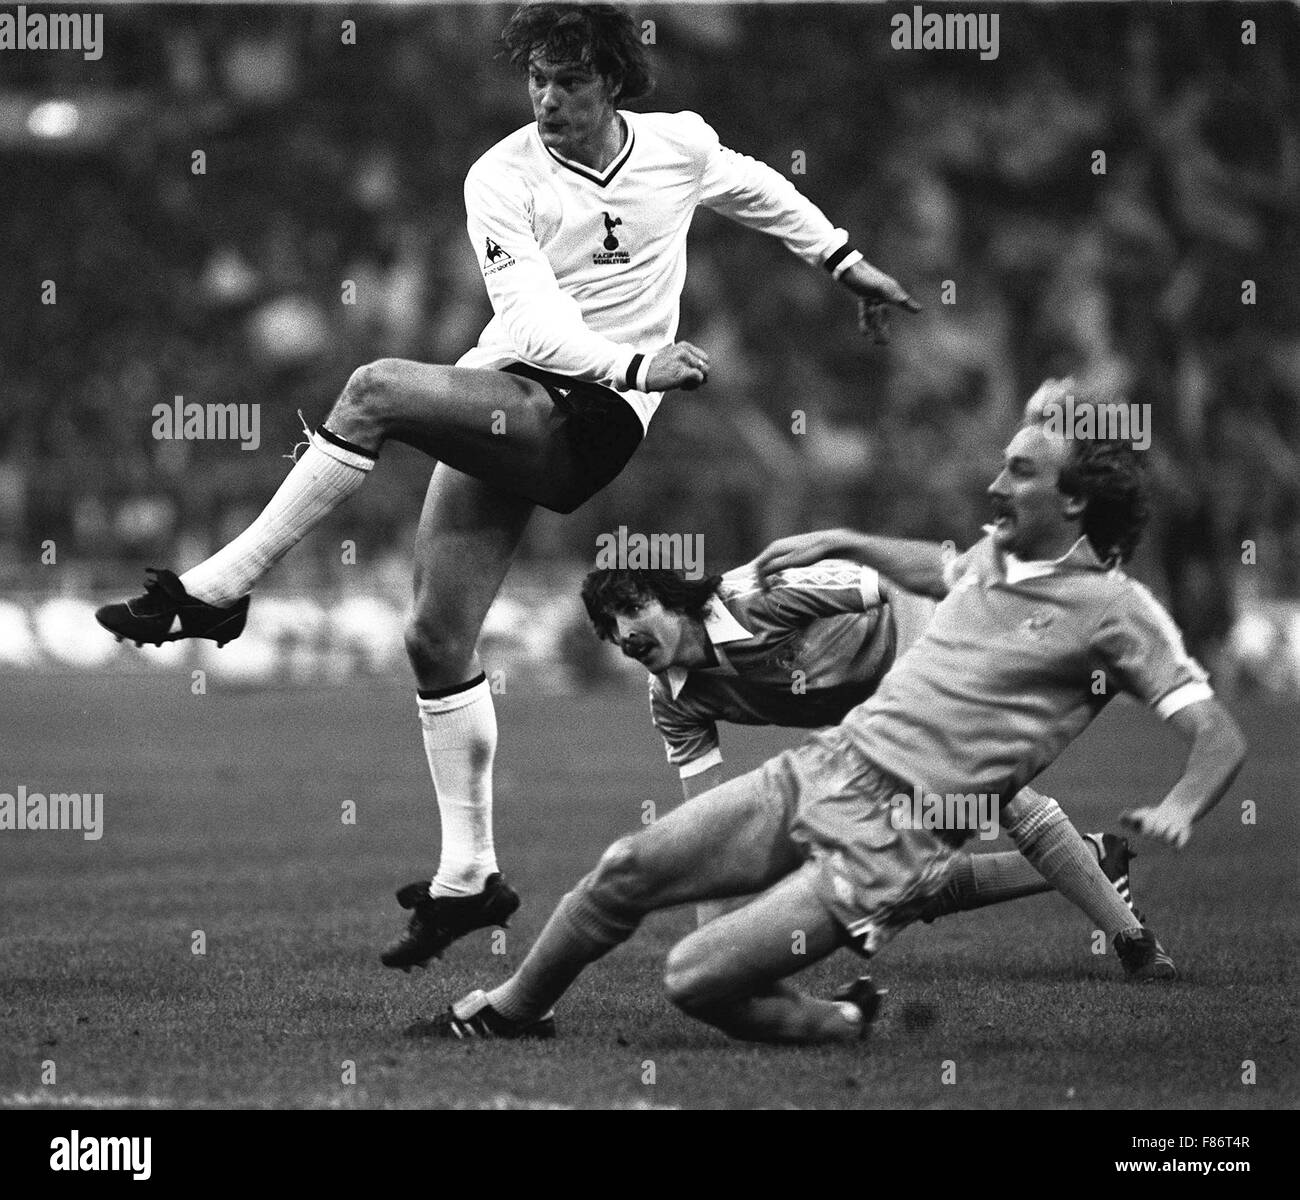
[411, 385, 1246, 1042]
[579, 558, 1147, 939]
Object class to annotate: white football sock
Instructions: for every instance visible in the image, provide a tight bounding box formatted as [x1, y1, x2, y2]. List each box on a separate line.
[180, 431, 374, 606]
[418, 677, 499, 897]
[1005, 794, 1142, 940]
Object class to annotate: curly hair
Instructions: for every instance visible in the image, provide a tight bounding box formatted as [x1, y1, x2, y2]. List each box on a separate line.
[500, 3, 653, 101]
[1056, 432, 1150, 565]
[581, 568, 723, 643]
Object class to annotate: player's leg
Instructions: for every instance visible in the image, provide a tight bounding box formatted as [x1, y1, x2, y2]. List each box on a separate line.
[405, 762, 803, 1036]
[692, 896, 823, 1025]
[695, 894, 830, 1019]
[96, 363, 590, 642]
[667, 751, 964, 1045]
[696, 894, 826, 1019]
[667, 749, 959, 1044]
[664, 862, 872, 1044]
[380, 466, 534, 969]
[188, 362, 591, 603]
[995, 788, 1175, 980]
[918, 788, 1142, 923]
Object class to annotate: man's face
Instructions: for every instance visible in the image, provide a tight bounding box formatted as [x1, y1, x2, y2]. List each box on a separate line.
[986, 424, 1084, 559]
[612, 598, 693, 674]
[528, 53, 617, 160]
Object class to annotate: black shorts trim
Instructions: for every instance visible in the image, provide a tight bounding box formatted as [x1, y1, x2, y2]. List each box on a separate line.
[500, 362, 645, 514]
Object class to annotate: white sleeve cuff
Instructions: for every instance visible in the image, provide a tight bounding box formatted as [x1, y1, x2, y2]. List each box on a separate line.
[859, 565, 883, 610]
[1155, 681, 1215, 720]
[831, 249, 864, 281]
[678, 747, 724, 779]
[611, 345, 638, 391]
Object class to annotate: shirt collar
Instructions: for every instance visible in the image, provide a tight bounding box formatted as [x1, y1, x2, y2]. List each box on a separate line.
[535, 113, 635, 188]
[664, 596, 752, 699]
[993, 531, 1110, 583]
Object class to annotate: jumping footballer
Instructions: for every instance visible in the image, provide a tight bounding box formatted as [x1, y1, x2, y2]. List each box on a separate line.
[94, 3, 918, 969]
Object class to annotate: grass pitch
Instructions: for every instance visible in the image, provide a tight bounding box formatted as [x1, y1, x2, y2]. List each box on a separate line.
[1, 672, 1295, 1109]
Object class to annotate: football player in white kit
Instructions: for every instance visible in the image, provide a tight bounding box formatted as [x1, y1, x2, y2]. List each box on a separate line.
[95, 3, 919, 968]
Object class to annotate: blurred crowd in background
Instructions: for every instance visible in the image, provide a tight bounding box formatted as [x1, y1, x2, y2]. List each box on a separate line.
[1, 2, 1297, 690]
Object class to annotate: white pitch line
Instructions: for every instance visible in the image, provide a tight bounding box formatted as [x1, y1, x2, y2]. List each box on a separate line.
[6, 1090, 685, 1111]
[3, 1091, 173, 1110]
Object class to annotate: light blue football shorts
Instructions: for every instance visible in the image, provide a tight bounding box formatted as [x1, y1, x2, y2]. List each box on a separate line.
[757, 725, 961, 955]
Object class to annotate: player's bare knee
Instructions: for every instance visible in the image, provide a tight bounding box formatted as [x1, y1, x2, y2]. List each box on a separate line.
[332, 358, 408, 445]
[589, 835, 654, 911]
[403, 610, 475, 682]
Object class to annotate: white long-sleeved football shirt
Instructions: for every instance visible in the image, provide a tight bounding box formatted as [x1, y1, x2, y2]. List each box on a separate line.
[455, 109, 859, 430]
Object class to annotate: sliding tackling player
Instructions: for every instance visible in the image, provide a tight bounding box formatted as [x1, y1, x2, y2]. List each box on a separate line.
[410, 391, 1245, 1042]
[579, 560, 1152, 954]
[94, 3, 918, 967]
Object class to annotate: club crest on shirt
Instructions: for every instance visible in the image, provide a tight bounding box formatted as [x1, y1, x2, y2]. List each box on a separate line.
[482, 237, 515, 275]
[593, 211, 630, 265]
[1021, 608, 1054, 636]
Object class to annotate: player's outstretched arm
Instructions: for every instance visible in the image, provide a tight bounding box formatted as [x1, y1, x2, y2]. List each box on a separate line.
[690, 118, 918, 344]
[754, 529, 950, 599]
[1120, 698, 1247, 850]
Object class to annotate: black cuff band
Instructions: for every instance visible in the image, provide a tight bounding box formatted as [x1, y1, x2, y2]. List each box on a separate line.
[823, 245, 855, 275]
[626, 353, 645, 390]
[417, 672, 488, 701]
[318, 425, 378, 460]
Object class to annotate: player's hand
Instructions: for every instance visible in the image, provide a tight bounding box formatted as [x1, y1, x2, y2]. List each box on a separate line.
[1119, 805, 1193, 850]
[646, 341, 710, 391]
[839, 261, 920, 345]
[752, 529, 855, 586]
